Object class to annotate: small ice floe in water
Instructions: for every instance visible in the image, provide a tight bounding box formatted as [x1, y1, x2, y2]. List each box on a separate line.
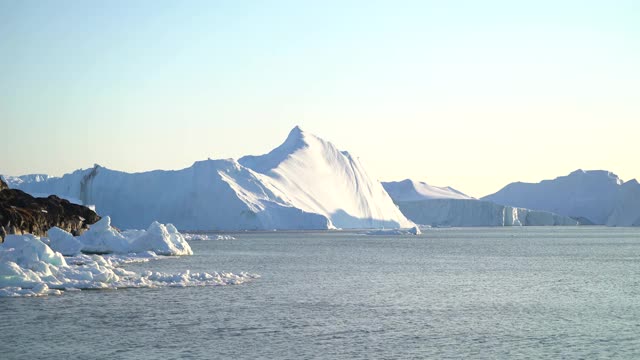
[0, 218, 258, 297]
[183, 233, 237, 241]
[366, 226, 422, 236]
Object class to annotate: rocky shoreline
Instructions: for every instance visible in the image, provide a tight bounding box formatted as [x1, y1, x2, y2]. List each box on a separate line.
[0, 178, 100, 241]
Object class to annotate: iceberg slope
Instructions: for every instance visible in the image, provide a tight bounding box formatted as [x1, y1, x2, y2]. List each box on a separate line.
[239, 126, 414, 229]
[382, 179, 473, 201]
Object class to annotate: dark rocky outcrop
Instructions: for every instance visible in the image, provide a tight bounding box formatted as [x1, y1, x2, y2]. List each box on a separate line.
[0, 178, 100, 241]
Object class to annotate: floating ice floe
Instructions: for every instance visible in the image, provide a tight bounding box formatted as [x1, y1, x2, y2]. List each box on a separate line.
[0, 219, 258, 297]
[365, 226, 422, 236]
[183, 233, 237, 241]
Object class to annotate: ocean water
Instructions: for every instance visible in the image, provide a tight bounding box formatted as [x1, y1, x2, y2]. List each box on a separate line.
[3, 227, 640, 359]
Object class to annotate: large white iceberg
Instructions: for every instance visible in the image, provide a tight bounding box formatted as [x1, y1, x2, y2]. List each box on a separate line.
[238, 126, 414, 229]
[5, 127, 413, 230]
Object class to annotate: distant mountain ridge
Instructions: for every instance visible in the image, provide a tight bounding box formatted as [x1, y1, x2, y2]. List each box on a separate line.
[3, 127, 413, 230]
[483, 170, 640, 226]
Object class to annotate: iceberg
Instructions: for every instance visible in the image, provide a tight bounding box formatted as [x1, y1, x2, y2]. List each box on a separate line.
[393, 198, 579, 227]
[75, 216, 131, 254]
[6, 127, 413, 230]
[239, 126, 414, 229]
[382, 179, 473, 201]
[606, 180, 640, 226]
[129, 222, 193, 256]
[483, 169, 640, 226]
[383, 179, 579, 227]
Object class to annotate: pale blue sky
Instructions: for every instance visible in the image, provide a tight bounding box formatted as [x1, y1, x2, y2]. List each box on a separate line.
[1, 0, 638, 197]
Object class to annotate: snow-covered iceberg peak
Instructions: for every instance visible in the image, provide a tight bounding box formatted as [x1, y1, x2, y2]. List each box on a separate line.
[239, 127, 415, 229]
[382, 179, 473, 201]
[239, 125, 316, 174]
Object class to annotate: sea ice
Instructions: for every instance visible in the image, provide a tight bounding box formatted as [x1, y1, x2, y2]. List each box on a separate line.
[47, 227, 83, 256]
[0, 222, 257, 297]
[52, 216, 194, 256]
[183, 233, 237, 241]
[365, 226, 422, 236]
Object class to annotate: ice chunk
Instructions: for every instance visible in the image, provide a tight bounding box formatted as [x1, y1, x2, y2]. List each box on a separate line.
[183, 233, 237, 241]
[365, 227, 422, 236]
[0, 234, 67, 267]
[47, 227, 83, 256]
[77, 216, 130, 254]
[129, 222, 193, 256]
[71, 217, 193, 256]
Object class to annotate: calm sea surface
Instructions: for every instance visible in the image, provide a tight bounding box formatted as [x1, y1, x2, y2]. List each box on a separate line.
[3, 227, 640, 359]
